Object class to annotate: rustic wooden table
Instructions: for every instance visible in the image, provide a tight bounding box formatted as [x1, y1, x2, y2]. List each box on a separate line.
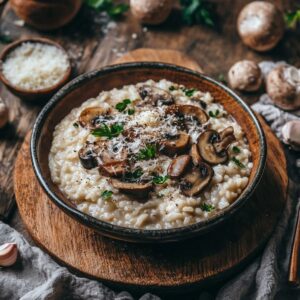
[0, 0, 299, 296]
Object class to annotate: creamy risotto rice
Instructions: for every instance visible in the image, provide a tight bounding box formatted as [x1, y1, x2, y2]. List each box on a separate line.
[49, 79, 252, 229]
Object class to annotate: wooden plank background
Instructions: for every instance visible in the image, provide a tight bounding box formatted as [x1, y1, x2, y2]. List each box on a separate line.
[0, 0, 298, 234]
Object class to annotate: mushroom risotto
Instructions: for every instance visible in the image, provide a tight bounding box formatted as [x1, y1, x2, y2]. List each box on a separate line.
[49, 79, 252, 229]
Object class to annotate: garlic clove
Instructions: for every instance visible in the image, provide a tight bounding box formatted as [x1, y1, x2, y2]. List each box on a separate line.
[0, 243, 18, 267]
[282, 120, 300, 151]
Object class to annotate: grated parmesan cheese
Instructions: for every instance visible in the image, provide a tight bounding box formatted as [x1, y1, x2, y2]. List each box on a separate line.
[2, 42, 70, 91]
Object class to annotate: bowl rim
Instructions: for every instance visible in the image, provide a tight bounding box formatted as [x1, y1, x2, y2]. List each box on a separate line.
[0, 37, 72, 96]
[30, 62, 267, 242]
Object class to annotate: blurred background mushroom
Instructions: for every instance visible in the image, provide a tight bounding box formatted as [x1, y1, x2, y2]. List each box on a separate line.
[237, 1, 285, 52]
[228, 60, 263, 92]
[282, 120, 300, 151]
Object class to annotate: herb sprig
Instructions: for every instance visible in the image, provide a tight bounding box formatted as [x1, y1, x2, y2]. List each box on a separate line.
[85, 0, 129, 18]
[231, 157, 245, 169]
[115, 99, 135, 115]
[232, 146, 241, 154]
[208, 109, 220, 118]
[101, 190, 113, 200]
[152, 175, 169, 185]
[200, 203, 214, 212]
[91, 123, 123, 139]
[137, 145, 156, 161]
[180, 0, 215, 27]
[124, 168, 143, 182]
[285, 10, 300, 29]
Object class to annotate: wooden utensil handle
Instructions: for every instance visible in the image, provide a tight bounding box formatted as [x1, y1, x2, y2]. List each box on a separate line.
[289, 206, 300, 285]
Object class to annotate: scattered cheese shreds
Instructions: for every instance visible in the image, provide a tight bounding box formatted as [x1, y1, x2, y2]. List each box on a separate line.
[2, 42, 70, 91]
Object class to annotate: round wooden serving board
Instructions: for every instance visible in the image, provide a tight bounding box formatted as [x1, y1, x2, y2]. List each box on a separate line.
[14, 49, 288, 293]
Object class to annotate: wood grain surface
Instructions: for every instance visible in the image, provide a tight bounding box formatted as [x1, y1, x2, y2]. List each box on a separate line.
[13, 48, 288, 293]
[0, 0, 298, 221]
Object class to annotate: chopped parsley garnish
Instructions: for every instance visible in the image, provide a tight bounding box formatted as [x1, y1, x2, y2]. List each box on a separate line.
[137, 145, 156, 160]
[84, 0, 129, 18]
[200, 203, 214, 212]
[91, 123, 123, 139]
[73, 122, 79, 128]
[124, 168, 143, 182]
[152, 175, 169, 185]
[231, 157, 245, 169]
[232, 146, 241, 154]
[208, 109, 220, 118]
[184, 88, 196, 97]
[284, 10, 300, 29]
[180, 0, 215, 27]
[169, 86, 176, 91]
[115, 99, 131, 112]
[101, 190, 113, 200]
[218, 73, 227, 84]
[127, 108, 135, 115]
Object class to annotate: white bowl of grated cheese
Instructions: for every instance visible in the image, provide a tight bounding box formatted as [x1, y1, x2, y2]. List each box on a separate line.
[0, 38, 71, 101]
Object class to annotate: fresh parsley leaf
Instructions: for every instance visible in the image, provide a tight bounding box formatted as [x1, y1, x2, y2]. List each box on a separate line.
[169, 86, 176, 91]
[85, 0, 129, 18]
[124, 168, 143, 182]
[185, 88, 196, 97]
[218, 73, 227, 84]
[232, 146, 241, 154]
[285, 10, 300, 29]
[91, 123, 123, 139]
[116, 99, 131, 112]
[107, 3, 129, 17]
[180, 0, 215, 27]
[152, 175, 169, 185]
[127, 109, 135, 115]
[208, 109, 220, 118]
[73, 122, 79, 128]
[231, 157, 245, 169]
[137, 145, 156, 160]
[101, 190, 113, 200]
[200, 203, 214, 212]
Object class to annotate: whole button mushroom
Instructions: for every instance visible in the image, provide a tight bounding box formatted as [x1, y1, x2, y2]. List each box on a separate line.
[282, 120, 300, 151]
[237, 1, 284, 52]
[0, 243, 18, 267]
[266, 65, 300, 111]
[130, 0, 173, 25]
[0, 97, 9, 129]
[228, 60, 263, 92]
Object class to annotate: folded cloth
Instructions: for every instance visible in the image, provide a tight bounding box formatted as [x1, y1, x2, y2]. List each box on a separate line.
[0, 221, 160, 300]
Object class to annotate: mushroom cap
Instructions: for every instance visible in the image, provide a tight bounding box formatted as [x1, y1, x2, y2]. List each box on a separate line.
[110, 179, 153, 198]
[228, 60, 263, 92]
[100, 161, 127, 177]
[237, 1, 284, 51]
[168, 155, 191, 179]
[197, 130, 228, 165]
[282, 120, 300, 151]
[0, 99, 9, 129]
[160, 132, 190, 156]
[138, 85, 174, 106]
[130, 0, 173, 25]
[266, 65, 300, 111]
[78, 107, 109, 129]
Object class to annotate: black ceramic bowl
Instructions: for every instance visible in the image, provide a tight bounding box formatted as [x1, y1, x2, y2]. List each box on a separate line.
[31, 63, 266, 243]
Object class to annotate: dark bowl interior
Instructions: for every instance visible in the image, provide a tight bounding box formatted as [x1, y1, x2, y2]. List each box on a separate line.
[31, 63, 266, 243]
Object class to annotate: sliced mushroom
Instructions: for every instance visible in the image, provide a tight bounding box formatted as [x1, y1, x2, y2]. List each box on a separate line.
[100, 161, 127, 177]
[168, 155, 191, 179]
[138, 85, 174, 106]
[190, 144, 202, 166]
[180, 162, 213, 197]
[197, 127, 235, 165]
[160, 133, 190, 156]
[166, 104, 208, 125]
[78, 144, 99, 169]
[214, 127, 236, 154]
[177, 105, 208, 124]
[78, 107, 109, 128]
[111, 179, 153, 198]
